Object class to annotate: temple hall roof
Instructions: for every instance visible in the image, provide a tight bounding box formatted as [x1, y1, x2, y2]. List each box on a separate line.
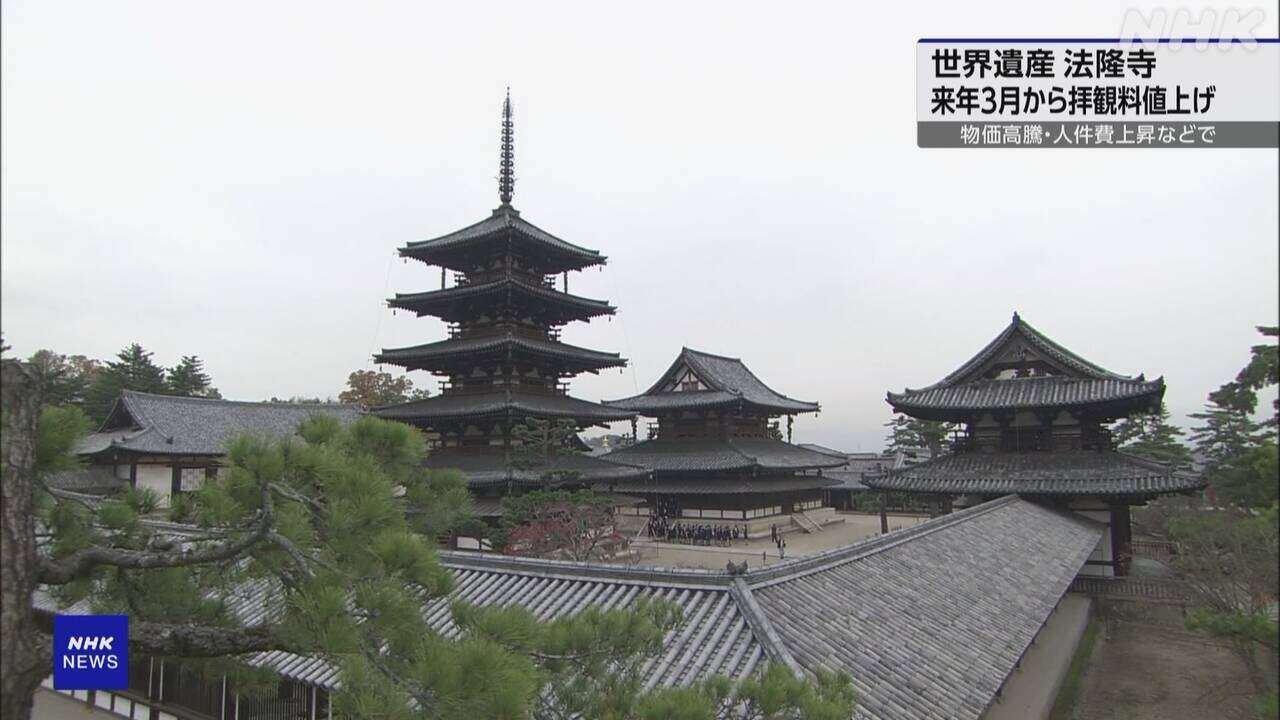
[34, 496, 1103, 720]
[592, 474, 840, 496]
[887, 314, 1164, 420]
[862, 449, 1206, 497]
[376, 334, 625, 374]
[601, 437, 847, 474]
[606, 348, 820, 415]
[372, 390, 634, 425]
[78, 391, 362, 458]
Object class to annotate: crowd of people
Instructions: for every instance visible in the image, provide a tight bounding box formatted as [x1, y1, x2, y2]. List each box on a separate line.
[646, 506, 747, 546]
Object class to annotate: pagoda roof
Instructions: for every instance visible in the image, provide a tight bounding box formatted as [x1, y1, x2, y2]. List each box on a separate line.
[376, 334, 625, 374]
[601, 437, 846, 474]
[606, 348, 820, 415]
[888, 314, 1164, 419]
[401, 205, 606, 275]
[424, 447, 648, 489]
[862, 449, 1205, 498]
[372, 390, 634, 424]
[388, 277, 615, 324]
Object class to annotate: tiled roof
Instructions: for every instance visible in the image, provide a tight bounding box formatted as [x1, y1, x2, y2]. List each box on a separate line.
[750, 496, 1102, 720]
[592, 475, 841, 495]
[863, 450, 1206, 497]
[31, 496, 1102, 720]
[44, 466, 127, 494]
[388, 278, 615, 323]
[819, 471, 872, 491]
[79, 392, 362, 458]
[373, 391, 634, 424]
[606, 348, 819, 415]
[424, 447, 649, 489]
[400, 205, 606, 273]
[931, 313, 1136, 388]
[601, 437, 847, 473]
[796, 443, 849, 459]
[888, 376, 1164, 414]
[376, 334, 625, 372]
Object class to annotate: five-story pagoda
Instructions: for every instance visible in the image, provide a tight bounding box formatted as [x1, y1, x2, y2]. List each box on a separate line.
[374, 93, 645, 500]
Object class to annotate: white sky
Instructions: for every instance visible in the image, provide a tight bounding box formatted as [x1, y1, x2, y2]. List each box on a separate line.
[3, 1, 1277, 451]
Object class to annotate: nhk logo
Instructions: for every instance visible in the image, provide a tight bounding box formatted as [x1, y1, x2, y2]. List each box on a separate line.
[53, 615, 128, 689]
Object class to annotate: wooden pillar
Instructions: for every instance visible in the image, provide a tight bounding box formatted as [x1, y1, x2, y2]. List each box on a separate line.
[879, 492, 889, 534]
[1111, 504, 1133, 577]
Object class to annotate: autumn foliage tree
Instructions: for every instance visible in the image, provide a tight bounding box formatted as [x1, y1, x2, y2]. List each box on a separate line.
[500, 490, 626, 562]
[338, 369, 429, 407]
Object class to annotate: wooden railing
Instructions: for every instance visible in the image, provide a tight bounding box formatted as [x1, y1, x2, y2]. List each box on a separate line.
[1070, 576, 1189, 605]
[1130, 539, 1178, 559]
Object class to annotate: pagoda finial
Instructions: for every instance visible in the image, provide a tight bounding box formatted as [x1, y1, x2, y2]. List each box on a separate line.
[498, 87, 515, 205]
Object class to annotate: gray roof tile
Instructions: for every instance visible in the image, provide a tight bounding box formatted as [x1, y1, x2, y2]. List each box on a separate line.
[81, 391, 361, 457]
[33, 497, 1102, 720]
[601, 437, 847, 473]
[864, 450, 1205, 496]
[607, 348, 819, 415]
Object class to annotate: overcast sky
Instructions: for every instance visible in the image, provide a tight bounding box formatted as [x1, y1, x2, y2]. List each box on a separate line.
[3, 1, 1277, 451]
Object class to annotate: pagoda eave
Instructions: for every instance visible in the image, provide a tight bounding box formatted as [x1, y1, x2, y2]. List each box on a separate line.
[425, 447, 648, 489]
[373, 391, 634, 426]
[376, 336, 626, 375]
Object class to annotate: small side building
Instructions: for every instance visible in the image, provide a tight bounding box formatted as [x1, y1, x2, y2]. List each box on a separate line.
[63, 390, 361, 506]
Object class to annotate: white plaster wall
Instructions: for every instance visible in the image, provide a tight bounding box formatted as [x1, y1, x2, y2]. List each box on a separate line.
[134, 465, 172, 507]
[982, 594, 1093, 720]
[1069, 501, 1115, 578]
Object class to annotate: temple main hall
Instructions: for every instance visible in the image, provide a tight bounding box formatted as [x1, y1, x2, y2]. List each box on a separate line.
[598, 348, 846, 534]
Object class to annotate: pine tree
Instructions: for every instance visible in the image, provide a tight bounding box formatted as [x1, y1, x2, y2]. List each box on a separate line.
[1212, 326, 1279, 438]
[166, 355, 220, 398]
[2, 397, 857, 720]
[83, 343, 169, 422]
[1189, 399, 1263, 479]
[883, 414, 954, 457]
[1110, 404, 1192, 471]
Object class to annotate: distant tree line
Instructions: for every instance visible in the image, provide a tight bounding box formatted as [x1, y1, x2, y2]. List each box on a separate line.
[4, 341, 219, 423]
[0, 336, 435, 419]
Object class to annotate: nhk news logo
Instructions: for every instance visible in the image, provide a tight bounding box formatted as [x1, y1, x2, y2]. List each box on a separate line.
[53, 615, 128, 689]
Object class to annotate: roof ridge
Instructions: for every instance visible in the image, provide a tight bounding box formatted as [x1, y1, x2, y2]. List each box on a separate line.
[730, 578, 806, 678]
[123, 390, 357, 411]
[911, 315, 1139, 393]
[682, 347, 743, 363]
[723, 354, 820, 408]
[438, 549, 734, 587]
